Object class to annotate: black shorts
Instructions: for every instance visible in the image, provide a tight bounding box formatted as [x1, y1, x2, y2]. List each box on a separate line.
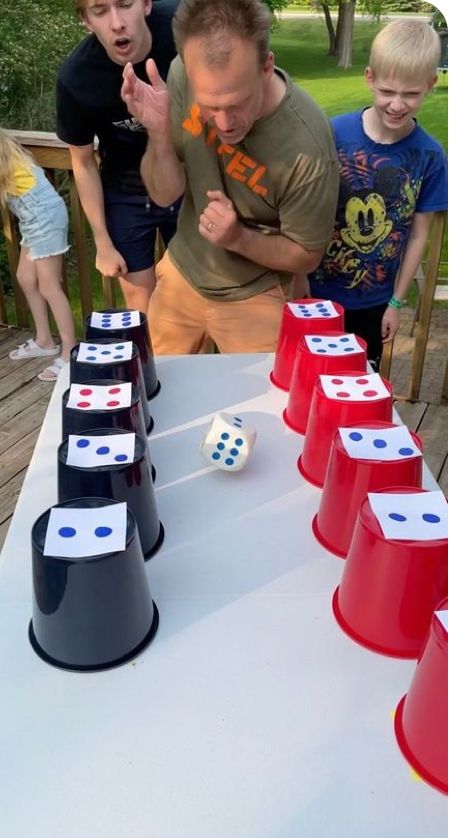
[104, 190, 180, 273]
[344, 303, 388, 371]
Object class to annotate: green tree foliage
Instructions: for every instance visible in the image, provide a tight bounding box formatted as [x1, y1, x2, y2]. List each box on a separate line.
[0, 0, 83, 129]
[263, 0, 291, 14]
[306, 0, 443, 63]
[430, 8, 447, 32]
[0, 0, 290, 129]
[292, 0, 443, 18]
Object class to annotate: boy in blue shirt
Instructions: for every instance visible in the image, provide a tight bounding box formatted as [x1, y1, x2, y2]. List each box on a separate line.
[309, 19, 447, 370]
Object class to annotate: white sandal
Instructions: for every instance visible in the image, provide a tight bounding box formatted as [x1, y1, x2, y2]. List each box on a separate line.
[37, 357, 67, 382]
[9, 338, 60, 360]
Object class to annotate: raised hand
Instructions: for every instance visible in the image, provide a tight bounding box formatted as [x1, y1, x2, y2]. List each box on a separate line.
[199, 190, 241, 249]
[121, 59, 171, 138]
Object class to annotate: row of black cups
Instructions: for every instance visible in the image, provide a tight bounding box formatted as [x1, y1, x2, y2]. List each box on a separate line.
[29, 310, 165, 672]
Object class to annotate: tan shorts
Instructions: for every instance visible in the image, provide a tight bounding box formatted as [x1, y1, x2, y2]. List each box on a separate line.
[149, 250, 287, 355]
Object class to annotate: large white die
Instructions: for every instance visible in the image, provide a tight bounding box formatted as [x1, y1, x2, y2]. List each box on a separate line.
[200, 412, 257, 472]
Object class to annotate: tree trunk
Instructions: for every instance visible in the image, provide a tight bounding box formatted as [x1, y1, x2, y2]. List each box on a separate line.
[337, 1, 356, 69]
[321, 3, 337, 56]
[335, 0, 346, 55]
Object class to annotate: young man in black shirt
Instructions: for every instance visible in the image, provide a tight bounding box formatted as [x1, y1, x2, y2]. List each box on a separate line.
[57, 0, 180, 311]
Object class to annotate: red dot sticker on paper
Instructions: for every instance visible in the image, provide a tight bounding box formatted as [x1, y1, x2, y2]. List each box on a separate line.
[67, 383, 133, 411]
[320, 373, 390, 402]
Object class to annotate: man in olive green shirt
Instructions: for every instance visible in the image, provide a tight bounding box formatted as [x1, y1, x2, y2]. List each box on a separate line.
[122, 0, 339, 353]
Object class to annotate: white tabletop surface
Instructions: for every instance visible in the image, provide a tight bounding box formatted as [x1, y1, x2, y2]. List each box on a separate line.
[0, 353, 446, 837]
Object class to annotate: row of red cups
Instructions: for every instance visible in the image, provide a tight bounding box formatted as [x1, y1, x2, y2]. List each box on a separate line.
[270, 299, 448, 794]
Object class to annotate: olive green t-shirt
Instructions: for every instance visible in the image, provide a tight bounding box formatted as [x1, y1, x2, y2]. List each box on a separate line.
[167, 56, 339, 301]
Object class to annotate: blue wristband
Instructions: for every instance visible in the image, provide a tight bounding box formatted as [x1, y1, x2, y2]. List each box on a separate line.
[388, 296, 403, 310]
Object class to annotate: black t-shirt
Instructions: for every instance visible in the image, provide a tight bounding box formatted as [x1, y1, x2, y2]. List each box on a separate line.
[56, 0, 179, 194]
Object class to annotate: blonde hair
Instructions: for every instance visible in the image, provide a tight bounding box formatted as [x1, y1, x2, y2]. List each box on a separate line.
[0, 128, 35, 206]
[369, 19, 441, 84]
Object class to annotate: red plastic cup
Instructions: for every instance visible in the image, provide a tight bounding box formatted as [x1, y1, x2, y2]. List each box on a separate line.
[298, 372, 393, 487]
[394, 598, 448, 794]
[313, 422, 423, 557]
[284, 333, 367, 434]
[332, 488, 448, 658]
[270, 299, 344, 391]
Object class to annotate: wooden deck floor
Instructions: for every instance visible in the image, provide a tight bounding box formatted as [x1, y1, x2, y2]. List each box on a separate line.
[0, 325, 448, 551]
[0, 326, 56, 548]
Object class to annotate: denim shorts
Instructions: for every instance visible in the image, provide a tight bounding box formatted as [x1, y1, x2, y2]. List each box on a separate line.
[103, 190, 180, 273]
[7, 166, 69, 260]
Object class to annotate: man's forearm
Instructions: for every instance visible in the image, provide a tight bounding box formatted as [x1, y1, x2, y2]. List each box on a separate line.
[71, 154, 112, 248]
[227, 226, 324, 275]
[140, 136, 185, 208]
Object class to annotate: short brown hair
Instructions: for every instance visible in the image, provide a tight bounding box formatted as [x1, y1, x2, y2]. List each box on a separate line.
[172, 0, 272, 68]
[71, 0, 87, 16]
[369, 19, 441, 84]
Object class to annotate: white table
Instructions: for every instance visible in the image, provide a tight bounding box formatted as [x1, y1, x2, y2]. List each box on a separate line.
[0, 354, 446, 837]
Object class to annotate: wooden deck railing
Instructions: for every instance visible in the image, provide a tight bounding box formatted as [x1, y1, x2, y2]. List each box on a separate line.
[380, 210, 447, 401]
[0, 130, 117, 329]
[0, 131, 447, 402]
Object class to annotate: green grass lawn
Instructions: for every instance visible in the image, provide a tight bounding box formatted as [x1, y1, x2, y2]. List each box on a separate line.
[271, 19, 447, 147]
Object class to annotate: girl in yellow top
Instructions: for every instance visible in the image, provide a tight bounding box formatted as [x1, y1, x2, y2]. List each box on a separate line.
[1, 128, 75, 381]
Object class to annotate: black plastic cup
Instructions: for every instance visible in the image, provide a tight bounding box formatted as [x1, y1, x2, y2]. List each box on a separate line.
[70, 339, 152, 433]
[61, 381, 156, 481]
[29, 498, 159, 672]
[85, 309, 160, 400]
[58, 429, 163, 559]
[62, 379, 149, 443]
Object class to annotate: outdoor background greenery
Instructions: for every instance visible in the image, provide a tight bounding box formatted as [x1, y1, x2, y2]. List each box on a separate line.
[0, 0, 447, 330]
[0, 0, 445, 130]
[272, 18, 447, 149]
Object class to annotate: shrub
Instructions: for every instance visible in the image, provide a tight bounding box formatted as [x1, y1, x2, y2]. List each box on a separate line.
[0, 0, 84, 130]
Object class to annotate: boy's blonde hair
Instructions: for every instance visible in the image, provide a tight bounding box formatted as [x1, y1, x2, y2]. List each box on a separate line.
[369, 19, 441, 84]
[0, 128, 34, 206]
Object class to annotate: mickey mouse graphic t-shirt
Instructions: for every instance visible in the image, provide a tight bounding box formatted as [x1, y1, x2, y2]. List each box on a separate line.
[309, 109, 447, 309]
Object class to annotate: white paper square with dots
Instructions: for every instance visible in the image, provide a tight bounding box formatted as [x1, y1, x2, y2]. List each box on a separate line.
[77, 341, 133, 364]
[306, 334, 363, 356]
[66, 433, 136, 468]
[320, 373, 389, 402]
[435, 610, 448, 632]
[90, 311, 141, 330]
[44, 503, 127, 558]
[367, 490, 448, 541]
[288, 300, 338, 319]
[339, 425, 421, 461]
[67, 383, 132, 411]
